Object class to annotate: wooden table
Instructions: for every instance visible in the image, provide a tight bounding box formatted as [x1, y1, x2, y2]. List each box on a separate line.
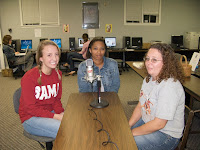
[126, 61, 200, 104]
[53, 92, 137, 150]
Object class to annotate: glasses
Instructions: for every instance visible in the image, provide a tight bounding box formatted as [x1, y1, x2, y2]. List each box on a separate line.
[143, 57, 162, 63]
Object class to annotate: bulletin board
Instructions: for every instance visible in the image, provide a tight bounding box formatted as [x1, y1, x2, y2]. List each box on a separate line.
[82, 2, 99, 29]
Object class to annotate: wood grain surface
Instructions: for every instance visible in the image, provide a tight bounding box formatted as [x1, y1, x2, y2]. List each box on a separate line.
[53, 92, 137, 150]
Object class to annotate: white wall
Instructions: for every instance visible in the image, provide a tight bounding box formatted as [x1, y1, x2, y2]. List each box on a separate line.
[0, 27, 5, 71]
[0, 0, 200, 50]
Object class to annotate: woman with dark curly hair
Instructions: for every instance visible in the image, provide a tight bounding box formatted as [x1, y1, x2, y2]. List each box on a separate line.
[129, 43, 185, 150]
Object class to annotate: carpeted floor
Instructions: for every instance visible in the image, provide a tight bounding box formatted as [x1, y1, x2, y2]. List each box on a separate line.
[0, 68, 199, 150]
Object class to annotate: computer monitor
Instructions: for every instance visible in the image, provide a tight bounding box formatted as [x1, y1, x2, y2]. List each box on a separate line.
[132, 37, 143, 49]
[171, 35, 183, 48]
[78, 38, 84, 48]
[105, 37, 116, 48]
[40, 38, 48, 42]
[50, 38, 62, 48]
[21, 40, 32, 49]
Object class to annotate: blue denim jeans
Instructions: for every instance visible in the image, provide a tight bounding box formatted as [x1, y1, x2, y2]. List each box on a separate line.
[67, 52, 83, 71]
[131, 119, 180, 150]
[22, 117, 61, 139]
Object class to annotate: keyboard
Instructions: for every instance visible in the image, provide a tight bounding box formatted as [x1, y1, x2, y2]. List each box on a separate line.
[15, 53, 26, 56]
[125, 48, 134, 51]
[109, 48, 122, 50]
[192, 73, 200, 78]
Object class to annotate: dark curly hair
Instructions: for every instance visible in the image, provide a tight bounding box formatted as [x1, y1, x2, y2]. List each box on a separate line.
[86, 37, 107, 59]
[145, 43, 185, 84]
[82, 33, 89, 43]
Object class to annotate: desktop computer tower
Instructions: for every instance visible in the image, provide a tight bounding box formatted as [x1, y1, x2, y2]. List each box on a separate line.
[184, 32, 200, 49]
[11, 39, 20, 52]
[69, 37, 75, 50]
[123, 36, 131, 49]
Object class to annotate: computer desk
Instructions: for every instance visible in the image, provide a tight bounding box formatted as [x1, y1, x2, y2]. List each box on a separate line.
[126, 61, 200, 108]
[53, 92, 137, 150]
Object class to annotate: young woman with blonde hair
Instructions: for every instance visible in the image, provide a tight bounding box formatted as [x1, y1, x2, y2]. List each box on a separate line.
[19, 40, 64, 139]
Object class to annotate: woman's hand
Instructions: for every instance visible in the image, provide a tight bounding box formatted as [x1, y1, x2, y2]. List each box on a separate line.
[15, 52, 20, 55]
[132, 117, 167, 136]
[53, 113, 64, 121]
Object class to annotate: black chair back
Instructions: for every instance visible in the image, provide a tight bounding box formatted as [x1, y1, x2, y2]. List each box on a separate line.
[13, 88, 21, 114]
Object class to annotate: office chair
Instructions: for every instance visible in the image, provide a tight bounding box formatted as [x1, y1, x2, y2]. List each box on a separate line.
[176, 105, 200, 150]
[13, 88, 54, 150]
[114, 59, 124, 75]
[3, 54, 24, 79]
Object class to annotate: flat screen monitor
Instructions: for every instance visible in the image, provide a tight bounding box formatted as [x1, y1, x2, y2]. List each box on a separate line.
[21, 40, 32, 49]
[78, 38, 84, 48]
[105, 37, 116, 48]
[171, 35, 183, 47]
[50, 38, 62, 48]
[132, 37, 143, 48]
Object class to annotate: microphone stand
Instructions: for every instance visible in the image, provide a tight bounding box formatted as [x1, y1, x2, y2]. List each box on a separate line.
[90, 75, 109, 108]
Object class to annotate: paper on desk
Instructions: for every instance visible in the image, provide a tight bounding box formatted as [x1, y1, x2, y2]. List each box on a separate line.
[133, 62, 144, 69]
[189, 52, 200, 71]
[125, 48, 134, 51]
[15, 53, 26, 56]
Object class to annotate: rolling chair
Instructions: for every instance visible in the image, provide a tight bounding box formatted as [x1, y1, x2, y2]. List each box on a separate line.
[3, 54, 24, 79]
[114, 59, 124, 75]
[13, 88, 54, 150]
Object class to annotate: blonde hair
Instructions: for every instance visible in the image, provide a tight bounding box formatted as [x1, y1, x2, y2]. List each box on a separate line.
[36, 40, 61, 85]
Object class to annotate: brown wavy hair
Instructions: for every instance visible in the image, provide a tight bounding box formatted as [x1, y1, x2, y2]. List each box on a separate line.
[36, 40, 61, 85]
[3, 35, 12, 45]
[145, 43, 185, 84]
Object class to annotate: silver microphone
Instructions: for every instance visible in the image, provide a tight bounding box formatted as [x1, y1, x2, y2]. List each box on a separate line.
[86, 59, 95, 83]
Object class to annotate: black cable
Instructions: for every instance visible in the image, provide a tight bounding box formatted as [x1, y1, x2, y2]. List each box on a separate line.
[102, 141, 119, 150]
[88, 108, 97, 120]
[87, 108, 119, 150]
[98, 129, 110, 142]
[94, 119, 103, 132]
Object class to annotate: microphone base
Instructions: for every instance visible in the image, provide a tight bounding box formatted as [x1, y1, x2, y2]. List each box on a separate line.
[90, 99, 109, 108]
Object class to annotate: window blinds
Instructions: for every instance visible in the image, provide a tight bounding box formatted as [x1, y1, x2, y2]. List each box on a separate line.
[143, 0, 160, 15]
[126, 0, 142, 23]
[40, 0, 59, 25]
[125, 0, 160, 23]
[21, 0, 40, 25]
[21, 0, 59, 25]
